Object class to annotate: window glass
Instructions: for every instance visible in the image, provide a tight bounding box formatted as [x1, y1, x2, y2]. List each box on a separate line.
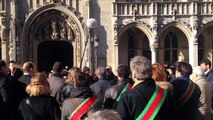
[198, 35, 204, 63]
[164, 32, 178, 64]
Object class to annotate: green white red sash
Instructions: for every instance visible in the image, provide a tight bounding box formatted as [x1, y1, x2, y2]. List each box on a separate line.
[69, 96, 99, 120]
[176, 80, 195, 109]
[136, 86, 167, 120]
[113, 83, 132, 108]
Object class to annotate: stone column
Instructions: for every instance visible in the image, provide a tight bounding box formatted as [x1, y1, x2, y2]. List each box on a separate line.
[114, 44, 118, 72]
[150, 22, 158, 64]
[0, 16, 7, 60]
[189, 14, 198, 67]
[189, 36, 198, 67]
[9, 0, 16, 61]
[150, 43, 158, 64]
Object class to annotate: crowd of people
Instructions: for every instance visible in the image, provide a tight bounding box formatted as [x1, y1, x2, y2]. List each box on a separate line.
[0, 56, 213, 120]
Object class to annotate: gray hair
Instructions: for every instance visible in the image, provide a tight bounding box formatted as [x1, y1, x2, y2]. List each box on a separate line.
[130, 56, 152, 80]
[193, 66, 205, 77]
[86, 110, 121, 120]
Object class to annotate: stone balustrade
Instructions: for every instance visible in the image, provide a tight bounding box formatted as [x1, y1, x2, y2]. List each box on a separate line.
[113, 1, 213, 17]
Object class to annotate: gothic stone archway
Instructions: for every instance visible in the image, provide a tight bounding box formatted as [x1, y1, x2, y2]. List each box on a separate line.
[22, 6, 83, 67]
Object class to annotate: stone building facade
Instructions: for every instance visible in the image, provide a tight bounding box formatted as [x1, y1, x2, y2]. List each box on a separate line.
[0, 0, 213, 72]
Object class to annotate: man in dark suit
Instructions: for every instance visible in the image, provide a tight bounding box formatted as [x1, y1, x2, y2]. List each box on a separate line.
[18, 62, 36, 85]
[14, 62, 36, 117]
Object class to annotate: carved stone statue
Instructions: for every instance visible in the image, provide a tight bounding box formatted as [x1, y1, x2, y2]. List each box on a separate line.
[51, 21, 59, 40]
[67, 27, 74, 41]
[60, 22, 67, 40]
[1, 28, 6, 41]
[152, 24, 158, 44]
[8, 38, 14, 61]
[113, 21, 118, 43]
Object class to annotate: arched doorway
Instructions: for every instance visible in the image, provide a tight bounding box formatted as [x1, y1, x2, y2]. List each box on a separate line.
[37, 41, 73, 72]
[119, 27, 151, 65]
[22, 6, 84, 67]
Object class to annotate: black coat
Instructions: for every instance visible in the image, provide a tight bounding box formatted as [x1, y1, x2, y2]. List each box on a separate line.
[55, 82, 74, 106]
[18, 75, 32, 85]
[171, 76, 201, 120]
[61, 87, 97, 120]
[90, 76, 111, 104]
[17, 96, 61, 120]
[0, 73, 18, 120]
[116, 78, 176, 120]
[104, 80, 129, 109]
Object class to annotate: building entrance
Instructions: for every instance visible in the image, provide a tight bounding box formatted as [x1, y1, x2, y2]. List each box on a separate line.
[37, 41, 73, 72]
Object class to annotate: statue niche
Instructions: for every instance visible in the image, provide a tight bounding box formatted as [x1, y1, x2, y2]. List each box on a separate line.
[34, 18, 75, 41]
[51, 20, 59, 40]
[60, 21, 67, 40]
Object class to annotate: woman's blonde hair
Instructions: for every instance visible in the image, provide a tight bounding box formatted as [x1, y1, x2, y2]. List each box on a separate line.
[152, 63, 167, 81]
[65, 67, 81, 83]
[26, 72, 51, 96]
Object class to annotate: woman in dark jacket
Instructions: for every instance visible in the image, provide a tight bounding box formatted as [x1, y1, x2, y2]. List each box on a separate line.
[17, 73, 61, 120]
[61, 72, 99, 120]
[55, 67, 81, 106]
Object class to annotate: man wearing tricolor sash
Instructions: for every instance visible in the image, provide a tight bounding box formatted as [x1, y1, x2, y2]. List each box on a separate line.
[61, 72, 100, 120]
[171, 62, 201, 120]
[104, 64, 132, 109]
[116, 56, 176, 120]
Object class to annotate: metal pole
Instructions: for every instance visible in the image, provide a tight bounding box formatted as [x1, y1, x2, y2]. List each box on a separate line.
[88, 28, 92, 73]
[80, 40, 88, 69]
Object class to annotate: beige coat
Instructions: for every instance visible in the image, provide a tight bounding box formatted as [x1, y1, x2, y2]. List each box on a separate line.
[193, 77, 212, 120]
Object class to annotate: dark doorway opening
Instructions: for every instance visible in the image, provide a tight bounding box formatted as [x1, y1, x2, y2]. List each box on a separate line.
[37, 41, 73, 72]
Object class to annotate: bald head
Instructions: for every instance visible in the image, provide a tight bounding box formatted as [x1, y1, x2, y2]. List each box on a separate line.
[23, 62, 36, 75]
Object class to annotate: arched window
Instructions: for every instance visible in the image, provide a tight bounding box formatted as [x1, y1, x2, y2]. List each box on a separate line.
[142, 36, 151, 60]
[0, 0, 5, 11]
[164, 32, 178, 64]
[128, 35, 135, 64]
[198, 35, 204, 63]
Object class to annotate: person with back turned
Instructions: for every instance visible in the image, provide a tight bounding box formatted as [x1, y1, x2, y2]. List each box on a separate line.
[116, 56, 176, 120]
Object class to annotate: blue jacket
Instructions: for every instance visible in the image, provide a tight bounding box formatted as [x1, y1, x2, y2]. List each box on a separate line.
[206, 70, 213, 92]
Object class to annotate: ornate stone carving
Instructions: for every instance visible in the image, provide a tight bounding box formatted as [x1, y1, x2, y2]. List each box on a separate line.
[51, 20, 59, 40]
[151, 23, 158, 44]
[60, 22, 67, 40]
[1, 28, 6, 41]
[33, 14, 76, 41]
[122, 19, 134, 25]
[9, 18, 15, 61]
[113, 20, 118, 43]
[67, 26, 74, 41]
[28, 10, 82, 65]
